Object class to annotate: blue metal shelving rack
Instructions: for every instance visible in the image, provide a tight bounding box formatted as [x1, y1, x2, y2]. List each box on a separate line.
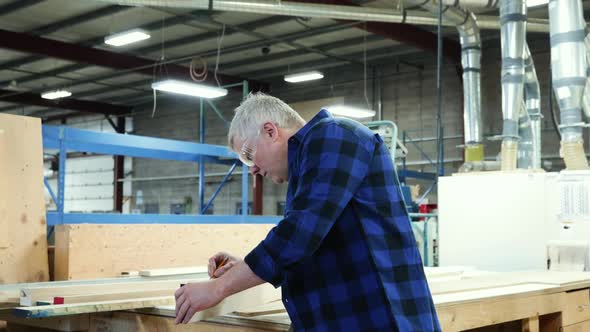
[43, 81, 281, 226]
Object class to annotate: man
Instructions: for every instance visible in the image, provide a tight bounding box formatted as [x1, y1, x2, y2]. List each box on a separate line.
[175, 93, 440, 331]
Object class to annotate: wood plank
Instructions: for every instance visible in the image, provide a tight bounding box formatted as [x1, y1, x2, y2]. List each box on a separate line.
[89, 311, 286, 332]
[20, 277, 208, 306]
[234, 300, 285, 317]
[562, 320, 590, 332]
[0, 114, 49, 284]
[433, 283, 561, 307]
[562, 288, 590, 326]
[53, 288, 178, 304]
[0, 312, 89, 332]
[136, 283, 281, 323]
[437, 292, 564, 331]
[522, 315, 539, 332]
[139, 266, 208, 277]
[13, 296, 175, 318]
[55, 224, 273, 280]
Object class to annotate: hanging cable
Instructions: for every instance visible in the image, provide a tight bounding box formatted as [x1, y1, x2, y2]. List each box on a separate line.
[214, 23, 226, 87]
[435, 0, 444, 182]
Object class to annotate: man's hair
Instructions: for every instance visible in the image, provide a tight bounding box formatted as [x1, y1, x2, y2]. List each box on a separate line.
[228, 92, 305, 148]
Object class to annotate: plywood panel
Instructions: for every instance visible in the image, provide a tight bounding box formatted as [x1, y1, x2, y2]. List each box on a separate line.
[562, 289, 590, 326]
[437, 292, 564, 331]
[0, 114, 49, 284]
[89, 311, 283, 332]
[55, 224, 273, 280]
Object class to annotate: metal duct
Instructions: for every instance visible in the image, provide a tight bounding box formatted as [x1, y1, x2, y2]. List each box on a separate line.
[404, 1, 484, 161]
[460, 12, 484, 162]
[499, 0, 526, 171]
[518, 44, 542, 169]
[441, 0, 499, 8]
[96, 0, 550, 32]
[549, 0, 589, 170]
[582, 31, 590, 119]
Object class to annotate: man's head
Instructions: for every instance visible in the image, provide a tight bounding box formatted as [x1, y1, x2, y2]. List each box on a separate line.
[228, 93, 305, 184]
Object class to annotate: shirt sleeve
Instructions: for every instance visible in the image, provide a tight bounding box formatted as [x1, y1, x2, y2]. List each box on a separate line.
[245, 124, 375, 287]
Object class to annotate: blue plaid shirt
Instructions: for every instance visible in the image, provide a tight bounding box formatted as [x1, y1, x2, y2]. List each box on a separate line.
[245, 110, 440, 331]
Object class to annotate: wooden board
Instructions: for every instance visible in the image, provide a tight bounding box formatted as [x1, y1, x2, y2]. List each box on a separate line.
[563, 320, 590, 332]
[136, 283, 281, 323]
[55, 224, 273, 280]
[433, 283, 561, 307]
[436, 292, 564, 331]
[0, 312, 89, 332]
[20, 276, 208, 306]
[139, 266, 208, 277]
[0, 114, 49, 284]
[13, 296, 175, 318]
[234, 300, 285, 317]
[53, 288, 180, 304]
[89, 311, 286, 332]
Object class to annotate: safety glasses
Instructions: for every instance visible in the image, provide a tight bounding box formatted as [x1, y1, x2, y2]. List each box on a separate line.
[238, 130, 261, 167]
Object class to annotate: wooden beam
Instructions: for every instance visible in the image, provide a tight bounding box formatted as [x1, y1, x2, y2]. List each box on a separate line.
[20, 277, 207, 306]
[135, 283, 281, 323]
[522, 316, 540, 332]
[437, 292, 564, 331]
[0, 312, 89, 332]
[139, 266, 208, 277]
[233, 300, 286, 317]
[53, 288, 177, 305]
[13, 296, 175, 318]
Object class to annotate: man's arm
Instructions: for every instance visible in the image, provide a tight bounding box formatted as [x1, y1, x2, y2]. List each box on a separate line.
[174, 260, 264, 324]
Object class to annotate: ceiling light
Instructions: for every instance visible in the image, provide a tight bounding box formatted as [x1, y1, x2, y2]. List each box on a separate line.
[284, 71, 324, 83]
[151, 79, 228, 99]
[41, 90, 72, 100]
[325, 105, 376, 119]
[105, 29, 151, 47]
[526, 0, 548, 7]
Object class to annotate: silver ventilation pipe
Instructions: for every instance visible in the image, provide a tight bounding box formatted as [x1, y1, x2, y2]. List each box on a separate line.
[499, 0, 526, 171]
[404, 1, 484, 162]
[459, 12, 484, 162]
[441, 0, 499, 8]
[549, 0, 589, 170]
[518, 44, 542, 169]
[582, 31, 590, 119]
[96, 0, 550, 32]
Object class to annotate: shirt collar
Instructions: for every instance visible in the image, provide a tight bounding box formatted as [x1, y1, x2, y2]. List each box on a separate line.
[290, 109, 332, 143]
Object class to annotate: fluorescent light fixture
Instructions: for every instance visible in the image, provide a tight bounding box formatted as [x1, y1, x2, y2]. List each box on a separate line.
[526, 0, 548, 7]
[284, 71, 324, 83]
[326, 105, 376, 119]
[41, 89, 72, 100]
[151, 79, 228, 99]
[105, 28, 151, 46]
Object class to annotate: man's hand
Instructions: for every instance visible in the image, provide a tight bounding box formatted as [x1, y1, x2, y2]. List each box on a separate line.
[208, 252, 240, 278]
[174, 280, 224, 324]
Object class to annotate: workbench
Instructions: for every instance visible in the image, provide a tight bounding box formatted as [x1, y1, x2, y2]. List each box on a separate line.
[1, 270, 589, 332]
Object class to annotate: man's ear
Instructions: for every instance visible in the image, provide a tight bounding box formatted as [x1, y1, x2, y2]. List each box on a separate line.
[262, 122, 279, 141]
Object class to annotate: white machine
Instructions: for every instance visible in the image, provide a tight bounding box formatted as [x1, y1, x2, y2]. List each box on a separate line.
[438, 170, 590, 272]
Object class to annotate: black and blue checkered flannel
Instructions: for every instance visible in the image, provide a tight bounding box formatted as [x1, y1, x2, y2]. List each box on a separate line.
[245, 110, 441, 331]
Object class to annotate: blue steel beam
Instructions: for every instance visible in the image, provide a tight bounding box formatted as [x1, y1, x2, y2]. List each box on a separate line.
[42, 125, 237, 163]
[202, 162, 238, 214]
[46, 212, 281, 225]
